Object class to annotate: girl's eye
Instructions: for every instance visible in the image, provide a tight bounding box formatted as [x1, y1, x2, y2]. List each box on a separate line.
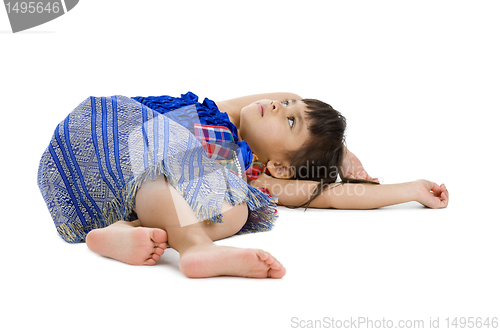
[288, 117, 295, 128]
[281, 99, 289, 106]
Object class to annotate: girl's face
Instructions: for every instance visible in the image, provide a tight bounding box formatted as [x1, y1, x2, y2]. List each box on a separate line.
[239, 99, 311, 165]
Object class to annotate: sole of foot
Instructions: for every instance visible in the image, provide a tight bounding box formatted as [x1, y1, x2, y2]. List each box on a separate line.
[179, 245, 286, 279]
[86, 221, 168, 266]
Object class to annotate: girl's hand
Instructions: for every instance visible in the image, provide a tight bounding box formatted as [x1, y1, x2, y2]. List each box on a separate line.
[341, 148, 380, 183]
[415, 180, 449, 208]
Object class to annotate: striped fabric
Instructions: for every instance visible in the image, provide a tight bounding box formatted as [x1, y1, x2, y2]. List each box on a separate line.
[37, 96, 278, 243]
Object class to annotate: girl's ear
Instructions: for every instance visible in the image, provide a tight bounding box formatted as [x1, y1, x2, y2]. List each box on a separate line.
[266, 160, 295, 179]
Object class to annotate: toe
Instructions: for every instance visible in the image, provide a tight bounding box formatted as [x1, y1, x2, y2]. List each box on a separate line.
[268, 266, 286, 279]
[151, 228, 168, 244]
[263, 254, 276, 266]
[157, 242, 168, 250]
[144, 258, 156, 266]
[269, 260, 282, 270]
[151, 253, 161, 261]
[154, 247, 165, 256]
[255, 249, 269, 261]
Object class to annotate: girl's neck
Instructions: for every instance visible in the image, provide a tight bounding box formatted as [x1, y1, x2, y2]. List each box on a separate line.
[216, 101, 242, 139]
[227, 114, 240, 130]
[216, 101, 240, 129]
[229, 114, 242, 140]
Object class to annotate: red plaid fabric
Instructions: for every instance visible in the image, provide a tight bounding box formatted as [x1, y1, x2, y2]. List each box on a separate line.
[194, 124, 277, 206]
[245, 153, 267, 181]
[194, 124, 235, 160]
[245, 154, 280, 207]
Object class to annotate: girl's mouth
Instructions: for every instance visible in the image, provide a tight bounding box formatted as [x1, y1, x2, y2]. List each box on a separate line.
[258, 104, 265, 117]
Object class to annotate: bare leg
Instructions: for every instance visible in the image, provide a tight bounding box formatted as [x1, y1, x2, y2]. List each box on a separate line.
[86, 179, 251, 266]
[86, 219, 168, 266]
[135, 175, 286, 278]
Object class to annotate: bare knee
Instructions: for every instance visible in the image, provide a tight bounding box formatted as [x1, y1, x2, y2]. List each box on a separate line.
[134, 176, 179, 229]
[221, 202, 248, 234]
[85, 229, 100, 251]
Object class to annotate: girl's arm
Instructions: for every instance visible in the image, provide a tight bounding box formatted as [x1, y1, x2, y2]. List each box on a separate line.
[341, 146, 380, 183]
[323, 180, 448, 209]
[250, 174, 448, 209]
[216, 92, 302, 114]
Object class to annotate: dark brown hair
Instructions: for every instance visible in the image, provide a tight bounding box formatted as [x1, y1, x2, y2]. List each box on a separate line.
[284, 99, 378, 210]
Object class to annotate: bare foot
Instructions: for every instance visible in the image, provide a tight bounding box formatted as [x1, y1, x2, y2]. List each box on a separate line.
[86, 220, 168, 266]
[178, 245, 286, 278]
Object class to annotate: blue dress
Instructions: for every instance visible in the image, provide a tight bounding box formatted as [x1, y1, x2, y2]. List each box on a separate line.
[131, 92, 254, 171]
[37, 93, 277, 243]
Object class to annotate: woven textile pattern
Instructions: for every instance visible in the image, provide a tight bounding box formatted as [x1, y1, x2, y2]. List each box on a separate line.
[37, 96, 277, 243]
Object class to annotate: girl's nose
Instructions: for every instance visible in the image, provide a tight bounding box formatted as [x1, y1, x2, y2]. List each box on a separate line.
[270, 100, 279, 112]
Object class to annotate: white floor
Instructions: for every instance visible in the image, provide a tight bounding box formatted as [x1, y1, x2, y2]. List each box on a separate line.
[1, 1, 499, 331]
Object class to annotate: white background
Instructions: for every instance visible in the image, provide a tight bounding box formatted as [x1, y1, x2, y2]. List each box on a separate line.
[1, 1, 499, 331]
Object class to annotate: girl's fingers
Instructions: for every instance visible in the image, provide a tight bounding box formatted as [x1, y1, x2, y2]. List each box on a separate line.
[430, 182, 442, 194]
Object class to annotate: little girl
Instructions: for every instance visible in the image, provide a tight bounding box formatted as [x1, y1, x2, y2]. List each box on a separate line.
[37, 92, 448, 279]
